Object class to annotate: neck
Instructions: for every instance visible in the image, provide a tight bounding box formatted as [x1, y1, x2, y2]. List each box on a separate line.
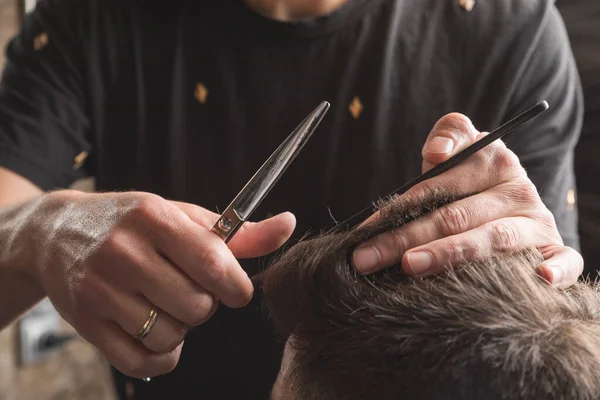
[243, 0, 349, 21]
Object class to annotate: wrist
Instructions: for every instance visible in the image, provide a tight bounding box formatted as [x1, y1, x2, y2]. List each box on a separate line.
[1, 190, 85, 277]
[0, 194, 43, 276]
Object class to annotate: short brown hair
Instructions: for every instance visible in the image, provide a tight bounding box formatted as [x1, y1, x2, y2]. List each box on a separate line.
[262, 190, 600, 399]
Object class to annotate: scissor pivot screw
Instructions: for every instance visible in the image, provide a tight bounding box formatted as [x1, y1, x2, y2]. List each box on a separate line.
[219, 217, 232, 232]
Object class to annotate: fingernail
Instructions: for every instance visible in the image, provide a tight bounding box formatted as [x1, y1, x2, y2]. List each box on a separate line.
[353, 246, 381, 273]
[425, 137, 454, 154]
[547, 265, 564, 284]
[406, 252, 434, 276]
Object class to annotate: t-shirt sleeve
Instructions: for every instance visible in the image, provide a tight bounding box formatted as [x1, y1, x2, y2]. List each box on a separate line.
[503, 3, 583, 250]
[0, 0, 92, 191]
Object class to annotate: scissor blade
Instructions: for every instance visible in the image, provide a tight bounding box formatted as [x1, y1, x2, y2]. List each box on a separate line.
[231, 101, 330, 221]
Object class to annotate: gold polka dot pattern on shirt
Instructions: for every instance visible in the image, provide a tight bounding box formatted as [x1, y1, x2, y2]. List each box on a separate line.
[33, 32, 49, 51]
[348, 96, 363, 119]
[567, 189, 576, 211]
[195, 83, 209, 104]
[73, 151, 89, 170]
[459, 0, 476, 11]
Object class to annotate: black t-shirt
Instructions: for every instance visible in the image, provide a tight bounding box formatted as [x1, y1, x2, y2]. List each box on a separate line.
[0, 0, 582, 398]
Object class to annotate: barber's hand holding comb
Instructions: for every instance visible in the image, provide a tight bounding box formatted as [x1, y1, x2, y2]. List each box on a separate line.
[352, 113, 583, 288]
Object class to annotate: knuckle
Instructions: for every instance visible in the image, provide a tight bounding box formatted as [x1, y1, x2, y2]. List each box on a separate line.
[491, 147, 522, 172]
[413, 182, 452, 207]
[131, 195, 173, 229]
[489, 222, 520, 251]
[185, 295, 215, 326]
[437, 205, 470, 236]
[157, 325, 187, 353]
[537, 209, 559, 232]
[101, 231, 148, 272]
[133, 195, 163, 218]
[444, 239, 466, 262]
[390, 229, 409, 256]
[508, 179, 541, 205]
[527, 207, 562, 246]
[445, 239, 482, 263]
[103, 230, 132, 257]
[200, 249, 229, 284]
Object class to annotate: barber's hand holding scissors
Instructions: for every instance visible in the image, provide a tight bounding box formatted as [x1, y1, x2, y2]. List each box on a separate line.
[352, 112, 583, 287]
[9, 102, 329, 379]
[15, 190, 295, 378]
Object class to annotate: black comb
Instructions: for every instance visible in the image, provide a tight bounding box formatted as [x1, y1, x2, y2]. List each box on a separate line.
[333, 101, 549, 232]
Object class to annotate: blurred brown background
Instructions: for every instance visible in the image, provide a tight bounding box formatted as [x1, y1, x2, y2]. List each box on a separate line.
[0, 0, 17, 68]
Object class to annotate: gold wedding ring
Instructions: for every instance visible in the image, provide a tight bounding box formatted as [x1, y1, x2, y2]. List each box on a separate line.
[133, 308, 158, 341]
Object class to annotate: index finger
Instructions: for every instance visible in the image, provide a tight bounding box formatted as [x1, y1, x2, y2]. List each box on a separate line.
[171, 201, 296, 258]
[150, 205, 253, 308]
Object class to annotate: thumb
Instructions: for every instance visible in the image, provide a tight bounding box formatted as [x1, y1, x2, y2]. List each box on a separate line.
[421, 113, 481, 173]
[171, 201, 296, 258]
[228, 212, 296, 258]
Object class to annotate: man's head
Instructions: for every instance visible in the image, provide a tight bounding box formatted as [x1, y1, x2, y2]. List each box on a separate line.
[262, 190, 600, 400]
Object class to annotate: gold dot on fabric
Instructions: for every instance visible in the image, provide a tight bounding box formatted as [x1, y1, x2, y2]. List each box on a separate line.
[195, 83, 209, 104]
[348, 96, 363, 119]
[73, 151, 88, 170]
[33, 32, 49, 51]
[459, 0, 476, 11]
[567, 189, 576, 211]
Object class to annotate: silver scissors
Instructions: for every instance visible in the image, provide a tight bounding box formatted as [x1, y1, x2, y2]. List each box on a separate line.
[141, 101, 329, 383]
[210, 101, 330, 242]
